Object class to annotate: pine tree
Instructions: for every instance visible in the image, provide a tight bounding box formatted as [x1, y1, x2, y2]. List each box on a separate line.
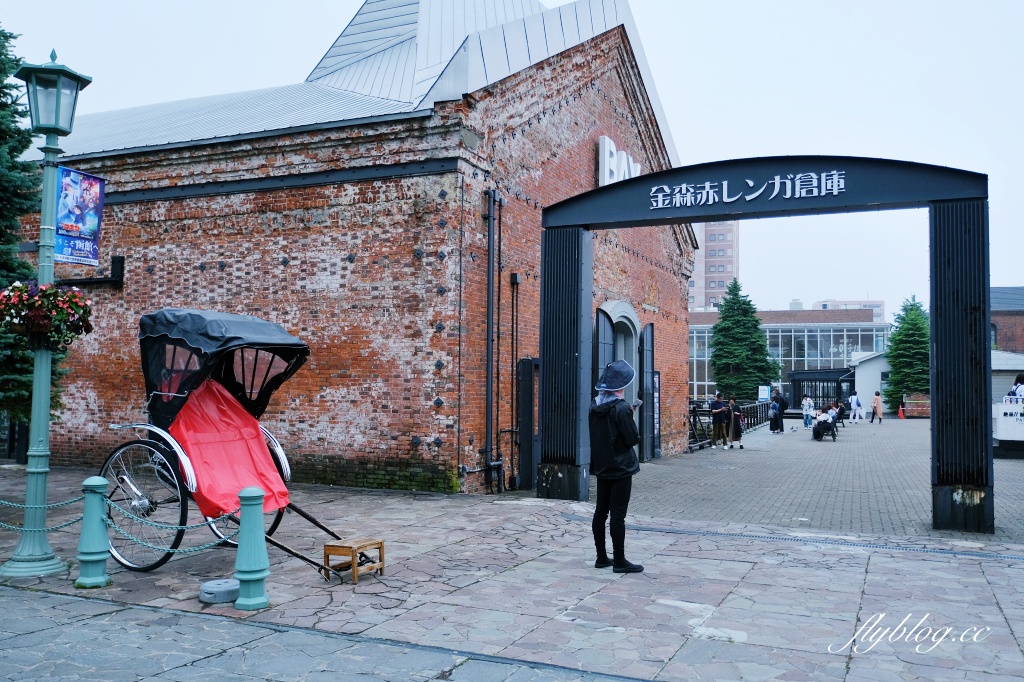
[883, 296, 930, 412]
[710, 279, 779, 400]
[0, 24, 53, 423]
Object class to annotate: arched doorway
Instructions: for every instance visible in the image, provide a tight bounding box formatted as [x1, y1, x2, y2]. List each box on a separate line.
[537, 155, 991, 534]
[600, 300, 641, 407]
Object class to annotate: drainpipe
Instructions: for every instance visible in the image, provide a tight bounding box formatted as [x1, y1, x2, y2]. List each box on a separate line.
[456, 174, 466, 474]
[481, 189, 503, 492]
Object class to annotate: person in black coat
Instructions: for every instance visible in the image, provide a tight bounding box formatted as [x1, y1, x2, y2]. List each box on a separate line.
[769, 395, 782, 433]
[589, 360, 643, 573]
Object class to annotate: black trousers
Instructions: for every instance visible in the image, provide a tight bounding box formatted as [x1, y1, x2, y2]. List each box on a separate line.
[593, 475, 633, 561]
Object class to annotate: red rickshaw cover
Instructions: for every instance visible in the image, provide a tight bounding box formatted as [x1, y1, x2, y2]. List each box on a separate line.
[168, 379, 289, 517]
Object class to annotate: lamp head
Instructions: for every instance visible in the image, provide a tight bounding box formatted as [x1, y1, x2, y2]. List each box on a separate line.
[15, 50, 92, 137]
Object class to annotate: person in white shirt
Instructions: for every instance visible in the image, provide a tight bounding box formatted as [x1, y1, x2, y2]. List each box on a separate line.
[849, 391, 864, 423]
[801, 394, 814, 430]
[812, 409, 833, 441]
[1012, 374, 1024, 397]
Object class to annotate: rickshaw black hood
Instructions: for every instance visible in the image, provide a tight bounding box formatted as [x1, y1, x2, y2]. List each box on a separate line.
[139, 309, 309, 429]
[140, 309, 307, 355]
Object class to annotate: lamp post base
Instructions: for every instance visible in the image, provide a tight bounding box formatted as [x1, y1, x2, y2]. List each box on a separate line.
[0, 553, 67, 579]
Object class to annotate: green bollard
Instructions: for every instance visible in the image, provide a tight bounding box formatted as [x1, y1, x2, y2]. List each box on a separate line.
[75, 476, 112, 588]
[233, 487, 270, 610]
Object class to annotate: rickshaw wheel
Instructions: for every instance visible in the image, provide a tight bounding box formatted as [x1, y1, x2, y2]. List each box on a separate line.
[204, 506, 285, 546]
[100, 440, 187, 571]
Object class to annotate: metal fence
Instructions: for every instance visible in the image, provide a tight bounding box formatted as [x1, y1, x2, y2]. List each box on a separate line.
[688, 401, 771, 451]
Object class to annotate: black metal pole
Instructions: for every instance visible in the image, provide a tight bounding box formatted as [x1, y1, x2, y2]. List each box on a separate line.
[483, 190, 497, 490]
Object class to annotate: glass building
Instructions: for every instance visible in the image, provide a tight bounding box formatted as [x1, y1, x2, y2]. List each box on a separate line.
[689, 311, 890, 404]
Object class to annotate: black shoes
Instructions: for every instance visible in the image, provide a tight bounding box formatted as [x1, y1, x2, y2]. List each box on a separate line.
[596, 556, 644, 572]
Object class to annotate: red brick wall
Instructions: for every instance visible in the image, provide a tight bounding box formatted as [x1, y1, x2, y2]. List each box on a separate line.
[460, 28, 694, 468]
[19, 28, 694, 492]
[993, 311, 1024, 353]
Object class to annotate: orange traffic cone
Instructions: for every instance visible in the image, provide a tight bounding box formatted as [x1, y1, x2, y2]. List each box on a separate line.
[898, 405, 905, 419]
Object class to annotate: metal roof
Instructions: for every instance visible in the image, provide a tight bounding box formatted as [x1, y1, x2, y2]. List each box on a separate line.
[992, 287, 1024, 311]
[46, 83, 417, 159]
[307, 0, 548, 104]
[38, 0, 676, 162]
[992, 349, 1024, 371]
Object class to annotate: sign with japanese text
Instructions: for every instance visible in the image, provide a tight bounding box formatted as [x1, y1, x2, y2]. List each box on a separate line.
[542, 156, 988, 229]
[649, 169, 845, 210]
[54, 166, 104, 266]
[652, 370, 662, 459]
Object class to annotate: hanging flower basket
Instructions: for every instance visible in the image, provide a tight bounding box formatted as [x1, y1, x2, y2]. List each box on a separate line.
[0, 280, 94, 350]
[25, 308, 53, 334]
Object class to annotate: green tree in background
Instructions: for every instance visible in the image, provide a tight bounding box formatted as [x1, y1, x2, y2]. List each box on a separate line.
[710, 279, 779, 400]
[0, 24, 63, 424]
[883, 296, 931, 412]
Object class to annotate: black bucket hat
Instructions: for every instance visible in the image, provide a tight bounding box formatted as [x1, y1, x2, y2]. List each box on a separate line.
[596, 360, 635, 391]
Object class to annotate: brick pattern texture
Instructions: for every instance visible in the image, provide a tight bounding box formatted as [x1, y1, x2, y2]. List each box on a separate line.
[18, 29, 695, 493]
[993, 311, 1024, 353]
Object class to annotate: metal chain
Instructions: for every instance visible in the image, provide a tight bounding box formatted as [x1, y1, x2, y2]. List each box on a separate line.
[103, 498, 240, 531]
[0, 495, 85, 509]
[0, 516, 84, 533]
[0, 493, 251, 557]
[103, 515, 240, 554]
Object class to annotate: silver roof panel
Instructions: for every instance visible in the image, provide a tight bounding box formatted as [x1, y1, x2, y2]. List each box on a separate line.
[48, 83, 416, 158]
[43, 0, 676, 163]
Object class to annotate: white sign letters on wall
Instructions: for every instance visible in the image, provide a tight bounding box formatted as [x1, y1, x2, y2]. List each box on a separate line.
[598, 136, 641, 187]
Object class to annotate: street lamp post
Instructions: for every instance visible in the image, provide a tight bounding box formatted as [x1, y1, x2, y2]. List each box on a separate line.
[0, 51, 90, 578]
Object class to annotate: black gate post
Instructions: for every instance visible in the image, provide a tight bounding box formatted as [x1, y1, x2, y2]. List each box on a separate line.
[516, 358, 541, 490]
[930, 198, 994, 532]
[538, 226, 593, 501]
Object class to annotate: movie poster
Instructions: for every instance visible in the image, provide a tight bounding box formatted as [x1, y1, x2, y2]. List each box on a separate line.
[54, 166, 104, 266]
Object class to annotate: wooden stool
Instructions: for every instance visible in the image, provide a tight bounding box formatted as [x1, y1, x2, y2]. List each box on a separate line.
[322, 537, 384, 584]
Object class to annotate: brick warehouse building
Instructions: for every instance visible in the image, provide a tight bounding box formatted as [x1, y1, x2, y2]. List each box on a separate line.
[991, 287, 1024, 354]
[18, 0, 696, 493]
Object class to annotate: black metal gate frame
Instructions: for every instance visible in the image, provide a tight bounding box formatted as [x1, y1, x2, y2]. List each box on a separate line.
[538, 156, 992, 533]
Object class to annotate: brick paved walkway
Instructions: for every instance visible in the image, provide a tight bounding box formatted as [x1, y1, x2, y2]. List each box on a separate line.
[3, 418, 1024, 680]
[629, 417, 1024, 544]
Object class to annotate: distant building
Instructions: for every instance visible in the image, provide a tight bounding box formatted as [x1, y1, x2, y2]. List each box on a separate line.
[847, 351, 890, 411]
[689, 309, 890, 403]
[811, 298, 886, 323]
[992, 349, 1024, 404]
[689, 221, 739, 309]
[991, 287, 1024, 353]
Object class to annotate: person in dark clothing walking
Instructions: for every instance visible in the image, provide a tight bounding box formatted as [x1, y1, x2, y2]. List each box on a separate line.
[589, 360, 644, 574]
[769, 395, 782, 433]
[727, 396, 744, 449]
[709, 392, 729, 448]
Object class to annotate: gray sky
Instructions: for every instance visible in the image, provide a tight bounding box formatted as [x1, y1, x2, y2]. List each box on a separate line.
[4, 0, 1020, 322]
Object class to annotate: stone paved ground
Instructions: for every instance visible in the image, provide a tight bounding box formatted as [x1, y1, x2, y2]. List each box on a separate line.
[2, 419, 1024, 680]
[629, 418, 1024, 544]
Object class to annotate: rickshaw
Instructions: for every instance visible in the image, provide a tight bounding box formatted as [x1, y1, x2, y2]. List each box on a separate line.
[101, 309, 344, 573]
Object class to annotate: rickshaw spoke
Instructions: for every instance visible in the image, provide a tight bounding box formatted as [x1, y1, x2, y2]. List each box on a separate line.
[100, 440, 187, 571]
[205, 506, 284, 546]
